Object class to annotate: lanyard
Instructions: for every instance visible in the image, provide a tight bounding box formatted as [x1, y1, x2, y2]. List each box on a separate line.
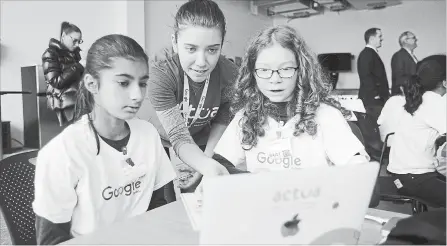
[182, 73, 210, 127]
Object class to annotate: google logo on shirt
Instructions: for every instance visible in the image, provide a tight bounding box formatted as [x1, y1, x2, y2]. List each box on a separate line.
[257, 151, 302, 168]
[102, 180, 142, 200]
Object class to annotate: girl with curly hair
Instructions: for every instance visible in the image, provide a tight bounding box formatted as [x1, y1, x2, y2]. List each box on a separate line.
[212, 25, 370, 173]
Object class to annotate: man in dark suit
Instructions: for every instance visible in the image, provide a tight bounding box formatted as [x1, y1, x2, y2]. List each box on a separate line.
[357, 28, 390, 121]
[391, 31, 418, 95]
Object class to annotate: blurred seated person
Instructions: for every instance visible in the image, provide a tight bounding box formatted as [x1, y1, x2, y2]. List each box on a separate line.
[387, 55, 446, 208]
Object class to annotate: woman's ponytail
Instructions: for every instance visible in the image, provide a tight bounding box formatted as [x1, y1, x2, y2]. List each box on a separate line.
[60, 21, 70, 37]
[404, 75, 424, 115]
[60, 21, 81, 38]
[74, 78, 101, 154]
[73, 78, 93, 122]
[404, 54, 446, 115]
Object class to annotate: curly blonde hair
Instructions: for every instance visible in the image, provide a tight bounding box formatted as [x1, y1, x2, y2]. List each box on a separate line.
[231, 25, 350, 150]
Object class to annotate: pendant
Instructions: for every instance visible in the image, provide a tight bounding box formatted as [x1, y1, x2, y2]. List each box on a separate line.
[125, 158, 135, 167]
[122, 146, 127, 155]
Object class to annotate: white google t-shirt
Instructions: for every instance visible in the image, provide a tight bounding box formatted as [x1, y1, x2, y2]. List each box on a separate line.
[33, 115, 176, 237]
[214, 104, 368, 172]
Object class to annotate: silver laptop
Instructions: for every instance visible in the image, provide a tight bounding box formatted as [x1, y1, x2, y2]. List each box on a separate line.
[200, 162, 379, 245]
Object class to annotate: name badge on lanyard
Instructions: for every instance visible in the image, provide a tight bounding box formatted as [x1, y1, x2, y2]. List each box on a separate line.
[182, 72, 210, 128]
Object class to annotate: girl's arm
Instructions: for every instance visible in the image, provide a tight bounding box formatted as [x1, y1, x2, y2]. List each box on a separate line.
[204, 57, 238, 157]
[33, 144, 79, 245]
[148, 58, 229, 177]
[204, 93, 232, 157]
[204, 123, 227, 157]
[155, 106, 228, 176]
[176, 140, 229, 176]
[213, 154, 249, 174]
[320, 106, 370, 165]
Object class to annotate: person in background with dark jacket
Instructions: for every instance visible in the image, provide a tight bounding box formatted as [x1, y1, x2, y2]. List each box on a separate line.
[391, 31, 418, 95]
[357, 28, 390, 122]
[42, 21, 84, 126]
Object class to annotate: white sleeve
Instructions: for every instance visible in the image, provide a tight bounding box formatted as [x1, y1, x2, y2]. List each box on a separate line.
[32, 144, 79, 223]
[318, 106, 369, 165]
[377, 96, 401, 125]
[151, 127, 176, 190]
[377, 99, 391, 125]
[213, 113, 246, 166]
[423, 98, 446, 134]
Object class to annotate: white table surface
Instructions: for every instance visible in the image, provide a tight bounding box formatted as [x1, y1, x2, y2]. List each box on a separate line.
[63, 201, 410, 245]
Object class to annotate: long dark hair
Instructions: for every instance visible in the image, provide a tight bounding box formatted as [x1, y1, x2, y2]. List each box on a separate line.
[232, 25, 350, 150]
[404, 55, 446, 115]
[173, 0, 226, 43]
[74, 34, 148, 154]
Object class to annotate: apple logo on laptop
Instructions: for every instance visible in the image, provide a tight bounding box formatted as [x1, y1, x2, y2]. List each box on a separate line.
[281, 214, 300, 237]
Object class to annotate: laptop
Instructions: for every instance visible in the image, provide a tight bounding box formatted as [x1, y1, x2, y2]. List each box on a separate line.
[199, 162, 379, 245]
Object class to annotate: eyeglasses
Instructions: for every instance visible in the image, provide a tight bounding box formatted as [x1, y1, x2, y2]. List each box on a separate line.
[254, 67, 298, 79]
[68, 35, 83, 45]
[407, 36, 417, 41]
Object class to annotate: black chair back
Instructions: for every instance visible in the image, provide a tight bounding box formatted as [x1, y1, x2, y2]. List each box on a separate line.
[380, 132, 395, 166]
[347, 121, 365, 145]
[0, 150, 38, 245]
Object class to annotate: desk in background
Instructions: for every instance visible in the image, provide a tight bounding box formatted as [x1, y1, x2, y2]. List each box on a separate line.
[0, 91, 32, 160]
[331, 89, 365, 121]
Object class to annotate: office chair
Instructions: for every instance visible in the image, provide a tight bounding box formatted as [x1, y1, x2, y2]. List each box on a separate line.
[377, 133, 429, 214]
[0, 150, 38, 245]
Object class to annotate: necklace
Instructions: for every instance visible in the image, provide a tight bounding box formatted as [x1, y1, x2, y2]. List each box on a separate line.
[89, 113, 135, 167]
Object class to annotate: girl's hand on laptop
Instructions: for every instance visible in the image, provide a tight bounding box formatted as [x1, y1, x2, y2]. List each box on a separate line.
[201, 159, 230, 176]
[178, 171, 202, 190]
[177, 160, 229, 190]
[194, 160, 229, 203]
